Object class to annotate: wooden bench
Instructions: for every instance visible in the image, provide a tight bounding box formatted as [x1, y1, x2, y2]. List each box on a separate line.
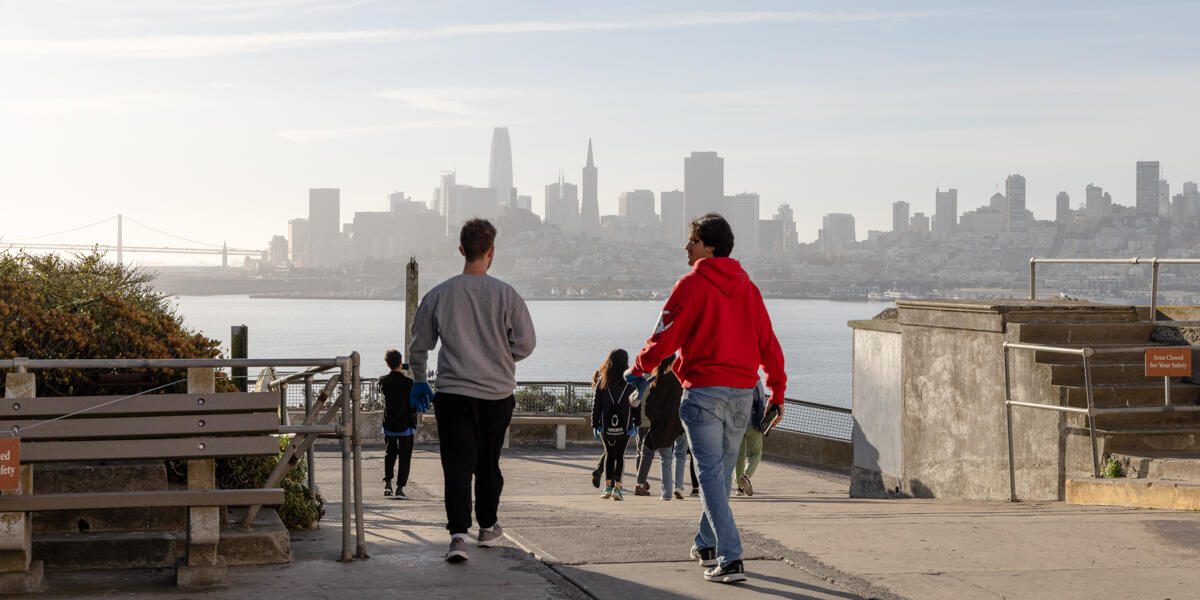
[419, 413, 589, 449]
[0, 369, 283, 590]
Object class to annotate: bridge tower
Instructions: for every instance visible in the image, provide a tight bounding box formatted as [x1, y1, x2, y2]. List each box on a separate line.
[222, 241, 228, 268]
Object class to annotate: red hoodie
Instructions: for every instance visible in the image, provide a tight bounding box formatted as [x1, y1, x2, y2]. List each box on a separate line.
[632, 257, 786, 404]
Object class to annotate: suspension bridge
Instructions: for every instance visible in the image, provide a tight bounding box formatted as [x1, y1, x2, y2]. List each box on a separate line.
[2, 214, 265, 266]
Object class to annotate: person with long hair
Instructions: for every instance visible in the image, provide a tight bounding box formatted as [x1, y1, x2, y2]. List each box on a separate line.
[591, 349, 639, 500]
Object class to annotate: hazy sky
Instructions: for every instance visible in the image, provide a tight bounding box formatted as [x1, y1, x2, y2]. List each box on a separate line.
[2, 0, 1199, 263]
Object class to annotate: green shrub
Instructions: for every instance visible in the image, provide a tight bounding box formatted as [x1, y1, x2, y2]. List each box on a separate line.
[216, 436, 323, 529]
[1102, 457, 1124, 478]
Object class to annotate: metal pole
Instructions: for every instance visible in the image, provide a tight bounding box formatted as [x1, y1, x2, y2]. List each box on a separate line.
[1165, 376, 1172, 408]
[1029, 259, 1036, 300]
[1151, 259, 1160, 324]
[1082, 352, 1101, 478]
[231, 325, 248, 392]
[406, 257, 419, 356]
[1003, 345, 1017, 502]
[305, 376, 316, 496]
[339, 359, 353, 562]
[351, 352, 367, 559]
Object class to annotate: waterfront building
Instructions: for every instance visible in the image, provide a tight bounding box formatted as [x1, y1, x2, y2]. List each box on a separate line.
[1136, 161, 1160, 215]
[819, 213, 856, 252]
[488, 127, 515, 207]
[1056, 192, 1070, 223]
[892, 201, 910, 233]
[580, 140, 600, 236]
[730, 192, 760, 256]
[268, 235, 289, 267]
[545, 173, 579, 234]
[1005, 175, 1026, 232]
[288, 218, 309, 267]
[934, 188, 957, 236]
[308, 188, 341, 266]
[684, 151, 726, 220]
[660, 190, 685, 246]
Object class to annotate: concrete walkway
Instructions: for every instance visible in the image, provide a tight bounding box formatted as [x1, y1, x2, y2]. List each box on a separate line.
[40, 444, 1200, 599]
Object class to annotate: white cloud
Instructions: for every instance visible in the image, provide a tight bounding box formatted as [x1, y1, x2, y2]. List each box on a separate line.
[0, 9, 983, 59]
[278, 119, 474, 143]
[373, 88, 529, 115]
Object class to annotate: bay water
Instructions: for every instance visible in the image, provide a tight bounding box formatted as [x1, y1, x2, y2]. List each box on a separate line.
[173, 296, 882, 409]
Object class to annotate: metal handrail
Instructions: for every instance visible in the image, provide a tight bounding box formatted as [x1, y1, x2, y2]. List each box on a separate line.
[1029, 256, 1200, 323]
[1001, 341, 1200, 502]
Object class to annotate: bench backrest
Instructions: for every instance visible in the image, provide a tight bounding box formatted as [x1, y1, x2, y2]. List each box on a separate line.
[2, 392, 281, 462]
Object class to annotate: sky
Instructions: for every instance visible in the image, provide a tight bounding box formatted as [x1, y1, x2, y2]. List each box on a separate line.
[2, 0, 1199, 263]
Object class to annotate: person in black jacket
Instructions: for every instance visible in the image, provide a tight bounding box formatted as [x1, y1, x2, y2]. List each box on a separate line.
[640, 355, 689, 500]
[380, 349, 416, 498]
[591, 349, 639, 501]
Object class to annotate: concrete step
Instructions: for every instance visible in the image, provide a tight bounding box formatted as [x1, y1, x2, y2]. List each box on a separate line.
[31, 461, 185, 535]
[1066, 477, 1200, 510]
[1066, 411, 1200, 431]
[1111, 452, 1200, 481]
[1034, 344, 1157, 365]
[1015, 322, 1155, 344]
[1063, 383, 1200, 408]
[1050, 362, 1169, 386]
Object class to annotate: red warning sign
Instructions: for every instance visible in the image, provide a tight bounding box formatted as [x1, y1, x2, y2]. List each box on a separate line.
[1145, 348, 1193, 377]
[0, 438, 19, 491]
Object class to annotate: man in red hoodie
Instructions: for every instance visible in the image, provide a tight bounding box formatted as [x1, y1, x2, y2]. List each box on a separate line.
[626, 212, 786, 584]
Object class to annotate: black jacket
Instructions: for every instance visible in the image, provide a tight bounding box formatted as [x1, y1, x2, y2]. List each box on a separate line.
[592, 381, 640, 436]
[380, 371, 417, 433]
[643, 368, 684, 450]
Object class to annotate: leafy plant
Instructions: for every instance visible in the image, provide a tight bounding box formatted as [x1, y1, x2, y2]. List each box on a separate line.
[217, 435, 323, 529]
[1102, 457, 1124, 478]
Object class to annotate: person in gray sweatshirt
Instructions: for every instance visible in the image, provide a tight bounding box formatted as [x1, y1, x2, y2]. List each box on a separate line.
[407, 218, 537, 563]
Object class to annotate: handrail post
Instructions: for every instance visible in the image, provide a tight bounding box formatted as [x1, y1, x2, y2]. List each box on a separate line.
[1082, 350, 1100, 478]
[1150, 258, 1160, 324]
[339, 358, 353, 562]
[1029, 259, 1036, 300]
[304, 376, 316, 496]
[1003, 344, 1017, 502]
[351, 352, 366, 559]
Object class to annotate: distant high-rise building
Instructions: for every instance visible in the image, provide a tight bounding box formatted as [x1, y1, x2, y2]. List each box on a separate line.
[660, 190, 685, 245]
[545, 174, 579, 233]
[1136, 161, 1160, 215]
[1004, 175, 1026, 232]
[1085, 184, 1111, 219]
[1171, 193, 1189, 223]
[516, 195, 532, 212]
[618, 189, 657, 223]
[819, 213, 856, 252]
[910, 212, 930, 233]
[684, 151, 726, 220]
[729, 193, 760, 256]
[892, 201, 910, 233]
[288, 218, 309, 267]
[308, 188, 341, 266]
[1184, 182, 1200, 216]
[1159, 179, 1171, 217]
[775, 203, 797, 251]
[580, 139, 599, 235]
[439, 171, 498, 236]
[989, 193, 1006, 210]
[934, 188, 958, 235]
[488, 127, 514, 207]
[1056, 192, 1071, 223]
[268, 235, 289, 267]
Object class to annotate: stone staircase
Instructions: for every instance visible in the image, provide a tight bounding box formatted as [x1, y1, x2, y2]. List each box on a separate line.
[1014, 319, 1200, 510]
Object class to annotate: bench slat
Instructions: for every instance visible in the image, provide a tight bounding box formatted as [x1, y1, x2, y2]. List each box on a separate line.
[21, 436, 280, 462]
[0, 488, 285, 512]
[5, 412, 279, 440]
[0, 392, 278, 418]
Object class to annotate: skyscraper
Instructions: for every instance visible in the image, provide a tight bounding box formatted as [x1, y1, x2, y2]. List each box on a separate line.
[488, 127, 514, 207]
[819, 213, 856, 252]
[1136, 161, 1160, 215]
[580, 139, 599, 235]
[660, 190, 685, 245]
[684, 151, 725, 220]
[1005, 175, 1026, 232]
[618, 189, 657, 223]
[934, 188, 957, 235]
[911, 212, 930, 233]
[287, 218, 309, 267]
[308, 188, 340, 266]
[1056, 192, 1070, 223]
[1185, 182, 1200, 216]
[774, 203, 798, 251]
[892, 201, 910, 233]
[730, 193, 760, 256]
[544, 174, 579, 233]
[1159, 179, 1171, 217]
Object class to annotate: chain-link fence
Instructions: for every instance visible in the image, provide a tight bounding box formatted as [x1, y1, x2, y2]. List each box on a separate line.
[778, 399, 852, 441]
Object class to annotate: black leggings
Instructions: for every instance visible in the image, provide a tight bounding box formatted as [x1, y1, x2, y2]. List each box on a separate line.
[602, 433, 629, 484]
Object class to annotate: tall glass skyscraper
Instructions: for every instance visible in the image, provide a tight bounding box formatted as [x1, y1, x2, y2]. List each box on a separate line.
[488, 127, 514, 207]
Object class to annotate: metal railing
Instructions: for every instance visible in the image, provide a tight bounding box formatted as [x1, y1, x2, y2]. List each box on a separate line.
[780, 398, 852, 440]
[1001, 342, 1200, 502]
[1029, 257, 1200, 323]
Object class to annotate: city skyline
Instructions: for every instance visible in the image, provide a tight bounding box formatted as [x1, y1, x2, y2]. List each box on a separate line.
[2, 1, 1200, 263]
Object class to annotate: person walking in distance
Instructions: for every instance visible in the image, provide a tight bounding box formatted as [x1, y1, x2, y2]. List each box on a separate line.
[625, 213, 786, 583]
[408, 219, 537, 563]
[639, 355, 688, 501]
[735, 381, 767, 497]
[591, 349, 639, 500]
[380, 349, 416, 499]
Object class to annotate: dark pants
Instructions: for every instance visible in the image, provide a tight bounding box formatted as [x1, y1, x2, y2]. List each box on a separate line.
[636, 429, 655, 485]
[689, 451, 699, 489]
[383, 434, 414, 486]
[433, 393, 515, 535]
[602, 433, 629, 484]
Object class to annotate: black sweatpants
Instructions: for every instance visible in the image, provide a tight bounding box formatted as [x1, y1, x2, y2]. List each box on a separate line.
[602, 433, 630, 484]
[384, 434, 414, 487]
[433, 393, 515, 535]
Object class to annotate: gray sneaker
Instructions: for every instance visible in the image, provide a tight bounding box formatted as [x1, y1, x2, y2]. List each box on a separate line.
[445, 537, 469, 563]
[477, 523, 504, 547]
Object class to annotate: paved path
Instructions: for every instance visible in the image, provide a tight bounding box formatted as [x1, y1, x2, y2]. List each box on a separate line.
[42, 444, 1200, 599]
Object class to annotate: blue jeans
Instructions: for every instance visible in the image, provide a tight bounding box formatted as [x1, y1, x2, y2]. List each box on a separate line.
[657, 433, 689, 498]
[680, 385, 753, 567]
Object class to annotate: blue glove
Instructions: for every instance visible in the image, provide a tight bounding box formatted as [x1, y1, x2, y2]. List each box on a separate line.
[626, 427, 637, 438]
[623, 368, 644, 384]
[409, 382, 433, 413]
[593, 427, 602, 440]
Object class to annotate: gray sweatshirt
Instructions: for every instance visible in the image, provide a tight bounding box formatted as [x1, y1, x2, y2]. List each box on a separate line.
[407, 274, 536, 400]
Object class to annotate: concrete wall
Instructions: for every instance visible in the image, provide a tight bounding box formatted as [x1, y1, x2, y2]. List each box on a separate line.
[763, 430, 851, 473]
[848, 320, 903, 497]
